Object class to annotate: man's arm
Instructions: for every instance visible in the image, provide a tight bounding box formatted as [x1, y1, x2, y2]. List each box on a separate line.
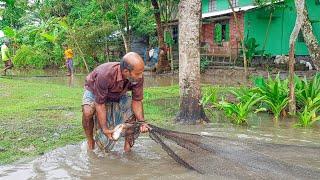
[96, 103, 113, 139]
[132, 100, 144, 121]
[132, 100, 149, 132]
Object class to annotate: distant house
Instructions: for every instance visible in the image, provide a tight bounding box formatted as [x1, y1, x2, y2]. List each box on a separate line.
[166, 0, 320, 60]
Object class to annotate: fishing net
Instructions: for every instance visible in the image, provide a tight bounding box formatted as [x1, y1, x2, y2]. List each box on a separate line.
[95, 119, 320, 178]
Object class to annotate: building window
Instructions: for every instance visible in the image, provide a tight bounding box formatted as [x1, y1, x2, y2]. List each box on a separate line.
[231, 0, 239, 7]
[208, 0, 216, 12]
[298, 30, 304, 42]
[172, 26, 178, 44]
[214, 21, 230, 45]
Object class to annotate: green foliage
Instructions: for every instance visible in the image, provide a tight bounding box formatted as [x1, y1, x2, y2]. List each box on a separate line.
[218, 90, 263, 125]
[200, 56, 210, 73]
[200, 87, 218, 108]
[253, 75, 289, 120]
[296, 96, 320, 127]
[295, 74, 320, 109]
[242, 37, 264, 64]
[295, 74, 320, 127]
[13, 45, 50, 68]
[1, 0, 157, 69]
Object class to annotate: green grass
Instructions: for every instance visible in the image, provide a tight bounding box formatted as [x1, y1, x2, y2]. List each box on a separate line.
[0, 78, 233, 164]
[0, 79, 182, 164]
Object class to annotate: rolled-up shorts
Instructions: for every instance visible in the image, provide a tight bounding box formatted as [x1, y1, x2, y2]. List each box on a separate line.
[82, 89, 138, 152]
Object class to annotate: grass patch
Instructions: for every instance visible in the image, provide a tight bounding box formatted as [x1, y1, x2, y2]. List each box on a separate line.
[0, 79, 182, 164]
[0, 78, 233, 164]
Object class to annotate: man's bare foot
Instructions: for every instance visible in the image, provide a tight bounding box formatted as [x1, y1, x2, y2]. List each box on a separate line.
[124, 141, 131, 152]
[87, 140, 95, 150]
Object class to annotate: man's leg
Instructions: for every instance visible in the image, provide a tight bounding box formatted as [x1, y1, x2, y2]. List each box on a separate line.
[66, 60, 71, 76]
[3, 60, 12, 76]
[82, 105, 95, 149]
[118, 95, 136, 152]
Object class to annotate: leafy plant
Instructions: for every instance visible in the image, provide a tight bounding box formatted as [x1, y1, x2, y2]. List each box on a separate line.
[296, 96, 320, 127]
[253, 75, 289, 120]
[13, 45, 49, 68]
[295, 74, 320, 109]
[200, 87, 218, 108]
[218, 90, 263, 125]
[200, 56, 210, 73]
[241, 37, 264, 65]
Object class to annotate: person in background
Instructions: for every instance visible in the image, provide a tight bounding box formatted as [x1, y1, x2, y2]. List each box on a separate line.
[1, 39, 13, 76]
[63, 44, 74, 76]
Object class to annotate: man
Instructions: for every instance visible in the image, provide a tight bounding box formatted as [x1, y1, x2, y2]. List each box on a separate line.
[82, 52, 148, 152]
[1, 40, 13, 76]
[63, 45, 74, 76]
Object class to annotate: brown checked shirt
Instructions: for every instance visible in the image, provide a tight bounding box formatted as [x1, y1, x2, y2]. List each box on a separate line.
[84, 62, 144, 104]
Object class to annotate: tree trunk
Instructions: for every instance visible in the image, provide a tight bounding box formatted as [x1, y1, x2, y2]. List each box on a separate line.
[124, 2, 131, 52]
[227, 0, 248, 79]
[288, 0, 305, 115]
[302, 6, 320, 70]
[176, 0, 208, 124]
[151, 0, 170, 73]
[262, 12, 273, 52]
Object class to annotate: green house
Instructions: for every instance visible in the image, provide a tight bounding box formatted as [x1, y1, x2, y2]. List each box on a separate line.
[200, 0, 320, 58]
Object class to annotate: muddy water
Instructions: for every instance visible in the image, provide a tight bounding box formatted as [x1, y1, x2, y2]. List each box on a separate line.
[1, 69, 320, 179]
[1, 122, 320, 179]
[1, 69, 257, 87]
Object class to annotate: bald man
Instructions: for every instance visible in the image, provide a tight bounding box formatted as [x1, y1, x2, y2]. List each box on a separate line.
[82, 52, 148, 152]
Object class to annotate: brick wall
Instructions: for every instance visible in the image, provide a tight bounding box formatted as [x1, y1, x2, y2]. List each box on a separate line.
[201, 12, 244, 57]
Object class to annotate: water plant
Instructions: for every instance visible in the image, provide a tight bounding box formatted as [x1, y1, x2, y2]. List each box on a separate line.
[295, 74, 320, 109]
[296, 96, 320, 127]
[218, 90, 263, 125]
[253, 74, 289, 120]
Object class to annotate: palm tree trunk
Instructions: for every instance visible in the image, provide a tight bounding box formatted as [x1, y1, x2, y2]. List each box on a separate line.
[302, 6, 320, 70]
[288, 0, 306, 115]
[176, 0, 208, 124]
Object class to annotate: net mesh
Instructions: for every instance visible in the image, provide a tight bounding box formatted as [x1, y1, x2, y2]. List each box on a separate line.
[94, 119, 320, 178]
[123, 122, 320, 178]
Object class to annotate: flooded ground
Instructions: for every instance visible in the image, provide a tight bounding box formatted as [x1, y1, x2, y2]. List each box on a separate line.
[1, 69, 320, 179]
[2, 68, 317, 88]
[1, 121, 319, 179]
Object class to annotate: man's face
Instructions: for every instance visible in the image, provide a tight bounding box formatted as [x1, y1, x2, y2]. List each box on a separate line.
[128, 68, 143, 83]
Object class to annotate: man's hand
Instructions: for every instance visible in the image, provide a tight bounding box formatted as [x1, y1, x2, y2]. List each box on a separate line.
[102, 128, 114, 140]
[139, 123, 150, 133]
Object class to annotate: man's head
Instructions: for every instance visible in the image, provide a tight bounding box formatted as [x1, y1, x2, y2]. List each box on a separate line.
[3, 39, 9, 46]
[120, 52, 144, 83]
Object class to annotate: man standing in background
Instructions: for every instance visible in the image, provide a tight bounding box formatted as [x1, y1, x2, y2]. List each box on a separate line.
[1, 39, 13, 76]
[63, 44, 74, 76]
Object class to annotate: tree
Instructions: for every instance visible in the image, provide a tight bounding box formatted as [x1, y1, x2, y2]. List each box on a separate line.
[301, 6, 320, 70]
[176, 0, 208, 124]
[151, 0, 171, 73]
[227, 0, 248, 79]
[288, 0, 306, 115]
